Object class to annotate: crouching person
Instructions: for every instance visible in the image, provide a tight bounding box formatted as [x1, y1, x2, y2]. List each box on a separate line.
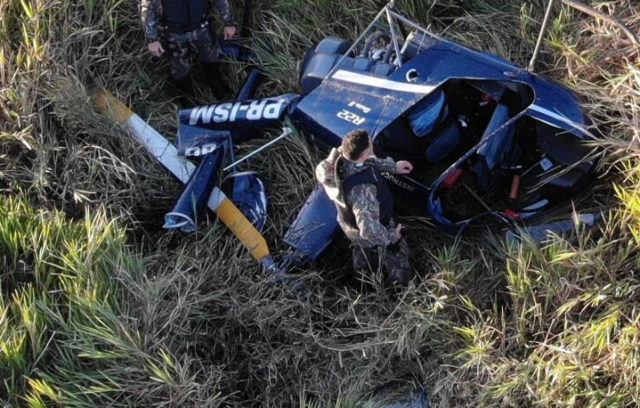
[316, 129, 414, 286]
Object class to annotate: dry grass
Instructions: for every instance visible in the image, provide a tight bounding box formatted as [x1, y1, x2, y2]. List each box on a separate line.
[1, 0, 640, 407]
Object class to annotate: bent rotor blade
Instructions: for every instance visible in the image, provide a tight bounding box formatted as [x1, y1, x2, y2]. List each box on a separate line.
[95, 90, 272, 264]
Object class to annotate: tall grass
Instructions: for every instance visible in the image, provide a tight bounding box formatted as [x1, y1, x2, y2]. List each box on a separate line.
[0, 197, 227, 407]
[1, 0, 639, 407]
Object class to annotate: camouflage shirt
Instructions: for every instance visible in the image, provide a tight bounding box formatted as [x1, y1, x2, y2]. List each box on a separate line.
[141, 0, 234, 42]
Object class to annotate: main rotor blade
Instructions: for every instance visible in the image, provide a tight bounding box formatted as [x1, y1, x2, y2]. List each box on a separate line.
[95, 90, 271, 262]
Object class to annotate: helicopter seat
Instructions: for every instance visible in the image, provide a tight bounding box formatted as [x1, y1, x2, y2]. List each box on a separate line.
[371, 62, 394, 77]
[408, 90, 461, 163]
[470, 103, 516, 191]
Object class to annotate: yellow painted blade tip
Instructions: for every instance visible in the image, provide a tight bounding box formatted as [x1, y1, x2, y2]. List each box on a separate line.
[95, 89, 134, 124]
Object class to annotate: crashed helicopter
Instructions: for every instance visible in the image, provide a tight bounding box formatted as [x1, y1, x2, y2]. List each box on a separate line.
[97, 2, 600, 273]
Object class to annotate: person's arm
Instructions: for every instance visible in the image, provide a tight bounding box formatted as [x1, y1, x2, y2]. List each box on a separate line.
[141, 0, 164, 56]
[337, 218, 362, 243]
[371, 156, 396, 173]
[214, 0, 235, 25]
[349, 184, 399, 247]
[213, 0, 236, 39]
[141, 0, 162, 43]
[370, 157, 413, 174]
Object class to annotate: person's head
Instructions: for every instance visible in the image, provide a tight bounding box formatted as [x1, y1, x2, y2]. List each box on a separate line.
[341, 129, 373, 162]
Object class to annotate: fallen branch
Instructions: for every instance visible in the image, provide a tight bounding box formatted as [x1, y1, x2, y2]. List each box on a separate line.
[561, 0, 640, 47]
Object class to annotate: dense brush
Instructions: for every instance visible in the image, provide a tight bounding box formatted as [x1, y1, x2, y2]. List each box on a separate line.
[1, 0, 639, 407]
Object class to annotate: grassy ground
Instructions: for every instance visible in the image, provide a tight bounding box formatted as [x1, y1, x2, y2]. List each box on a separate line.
[1, 0, 639, 407]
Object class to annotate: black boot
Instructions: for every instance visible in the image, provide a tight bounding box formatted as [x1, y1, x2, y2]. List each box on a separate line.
[202, 62, 230, 97]
[171, 74, 197, 108]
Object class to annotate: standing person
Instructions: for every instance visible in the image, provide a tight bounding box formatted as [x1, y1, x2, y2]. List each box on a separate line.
[141, 0, 237, 104]
[316, 129, 414, 286]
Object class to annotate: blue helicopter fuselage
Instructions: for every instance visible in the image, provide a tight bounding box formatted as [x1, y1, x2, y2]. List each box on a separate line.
[281, 35, 597, 258]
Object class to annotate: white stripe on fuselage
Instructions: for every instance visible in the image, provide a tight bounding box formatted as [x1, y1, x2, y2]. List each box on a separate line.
[331, 70, 593, 138]
[528, 104, 594, 139]
[331, 70, 437, 94]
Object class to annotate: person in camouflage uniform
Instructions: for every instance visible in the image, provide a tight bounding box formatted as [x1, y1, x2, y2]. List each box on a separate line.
[141, 0, 236, 103]
[316, 129, 414, 286]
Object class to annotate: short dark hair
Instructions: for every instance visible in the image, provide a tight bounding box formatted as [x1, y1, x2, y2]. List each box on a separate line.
[341, 129, 371, 161]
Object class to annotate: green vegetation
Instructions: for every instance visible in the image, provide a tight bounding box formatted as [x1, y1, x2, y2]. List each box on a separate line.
[1, 0, 639, 407]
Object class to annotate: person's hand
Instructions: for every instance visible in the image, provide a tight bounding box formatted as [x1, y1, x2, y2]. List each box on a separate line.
[394, 223, 403, 242]
[395, 160, 413, 174]
[223, 25, 236, 40]
[148, 41, 165, 57]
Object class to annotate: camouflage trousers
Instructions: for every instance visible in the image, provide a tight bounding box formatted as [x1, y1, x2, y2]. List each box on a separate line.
[352, 239, 413, 286]
[166, 25, 220, 80]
